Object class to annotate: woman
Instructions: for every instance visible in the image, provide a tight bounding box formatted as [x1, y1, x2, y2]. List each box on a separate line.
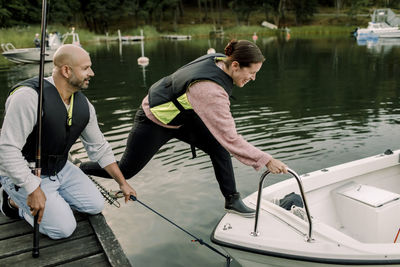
[80, 39, 288, 217]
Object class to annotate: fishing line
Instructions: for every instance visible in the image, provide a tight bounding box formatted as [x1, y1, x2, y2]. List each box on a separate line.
[130, 195, 231, 267]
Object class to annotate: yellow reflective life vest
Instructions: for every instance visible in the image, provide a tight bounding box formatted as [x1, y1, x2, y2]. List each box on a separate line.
[148, 53, 233, 126]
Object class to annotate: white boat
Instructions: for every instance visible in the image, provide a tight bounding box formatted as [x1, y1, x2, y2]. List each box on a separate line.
[354, 22, 400, 38]
[1, 31, 80, 64]
[1, 44, 56, 64]
[212, 149, 400, 266]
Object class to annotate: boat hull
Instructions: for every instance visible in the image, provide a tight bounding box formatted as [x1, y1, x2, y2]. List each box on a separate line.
[221, 246, 395, 267]
[212, 149, 400, 266]
[2, 48, 55, 64]
[354, 22, 400, 38]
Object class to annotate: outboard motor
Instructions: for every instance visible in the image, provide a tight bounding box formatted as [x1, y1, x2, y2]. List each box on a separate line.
[351, 27, 359, 37]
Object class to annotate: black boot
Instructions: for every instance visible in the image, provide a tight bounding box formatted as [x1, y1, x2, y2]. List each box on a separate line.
[225, 192, 255, 218]
[0, 187, 20, 219]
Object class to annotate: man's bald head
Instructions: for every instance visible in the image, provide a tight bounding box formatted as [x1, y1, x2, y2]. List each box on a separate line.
[53, 44, 89, 67]
[52, 44, 94, 92]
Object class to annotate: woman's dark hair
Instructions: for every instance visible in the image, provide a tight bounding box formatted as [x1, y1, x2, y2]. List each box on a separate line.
[224, 39, 265, 68]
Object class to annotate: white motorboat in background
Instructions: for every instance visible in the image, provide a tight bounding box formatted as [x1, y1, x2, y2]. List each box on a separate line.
[212, 149, 400, 266]
[353, 8, 400, 39]
[354, 22, 400, 39]
[1, 30, 80, 64]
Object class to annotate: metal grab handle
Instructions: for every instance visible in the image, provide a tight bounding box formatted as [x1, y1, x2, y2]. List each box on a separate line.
[5, 43, 16, 51]
[251, 168, 313, 242]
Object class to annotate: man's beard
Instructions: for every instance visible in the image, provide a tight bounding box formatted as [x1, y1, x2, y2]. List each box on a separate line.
[68, 73, 89, 90]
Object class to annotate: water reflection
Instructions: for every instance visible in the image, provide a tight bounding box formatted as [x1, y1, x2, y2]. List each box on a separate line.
[4, 62, 53, 89]
[357, 37, 400, 54]
[1, 37, 400, 266]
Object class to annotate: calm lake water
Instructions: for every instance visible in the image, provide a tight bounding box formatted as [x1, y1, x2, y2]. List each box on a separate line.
[1, 36, 400, 266]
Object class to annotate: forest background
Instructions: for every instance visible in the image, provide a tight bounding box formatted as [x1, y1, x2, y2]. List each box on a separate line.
[1, 0, 400, 59]
[2, 0, 400, 33]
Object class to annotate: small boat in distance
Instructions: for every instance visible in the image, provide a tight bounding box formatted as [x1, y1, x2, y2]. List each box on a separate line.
[354, 22, 400, 39]
[212, 149, 400, 266]
[353, 9, 400, 39]
[1, 30, 80, 64]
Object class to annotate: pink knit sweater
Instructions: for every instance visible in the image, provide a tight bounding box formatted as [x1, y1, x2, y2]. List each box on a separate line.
[142, 65, 271, 171]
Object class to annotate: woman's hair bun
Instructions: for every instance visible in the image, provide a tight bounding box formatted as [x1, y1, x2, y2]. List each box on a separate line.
[224, 39, 237, 56]
[222, 39, 265, 67]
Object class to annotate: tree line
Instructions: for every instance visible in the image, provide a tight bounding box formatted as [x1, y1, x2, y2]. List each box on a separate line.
[1, 0, 400, 33]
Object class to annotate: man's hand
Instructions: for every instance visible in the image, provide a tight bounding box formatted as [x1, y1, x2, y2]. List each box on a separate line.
[119, 182, 137, 203]
[104, 162, 137, 203]
[266, 158, 288, 174]
[27, 186, 46, 223]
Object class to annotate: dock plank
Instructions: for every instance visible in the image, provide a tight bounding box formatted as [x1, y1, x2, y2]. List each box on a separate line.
[0, 216, 18, 225]
[0, 220, 93, 259]
[0, 212, 131, 266]
[0, 235, 102, 266]
[89, 214, 132, 267]
[0, 213, 89, 240]
[0, 220, 33, 239]
[59, 253, 110, 267]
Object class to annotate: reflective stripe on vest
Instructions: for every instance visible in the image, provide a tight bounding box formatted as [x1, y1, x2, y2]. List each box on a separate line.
[150, 93, 193, 124]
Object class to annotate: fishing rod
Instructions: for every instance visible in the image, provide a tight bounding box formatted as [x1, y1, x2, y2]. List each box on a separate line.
[129, 195, 232, 267]
[32, 0, 48, 258]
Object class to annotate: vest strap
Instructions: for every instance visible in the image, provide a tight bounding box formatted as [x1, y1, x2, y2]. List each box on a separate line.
[171, 98, 185, 112]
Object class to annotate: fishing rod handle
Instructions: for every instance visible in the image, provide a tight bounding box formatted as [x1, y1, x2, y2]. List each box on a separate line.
[32, 214, 40, 258]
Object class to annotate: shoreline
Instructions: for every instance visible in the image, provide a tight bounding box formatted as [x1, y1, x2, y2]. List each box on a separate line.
[0, 24, 357, 67]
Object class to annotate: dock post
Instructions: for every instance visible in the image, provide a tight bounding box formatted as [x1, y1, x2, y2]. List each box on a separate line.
[117, 29, 122, 43]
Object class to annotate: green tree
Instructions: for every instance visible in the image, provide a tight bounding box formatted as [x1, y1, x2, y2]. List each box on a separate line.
[0, 0, 12, 27]
[292, 0, 317, 25]
[80, 0, 121, 33]
[161, 0, 180, 31]
[372, 0, 400, 7]
[0, 0, 40, 26]
[123, 0, 142, 27]
[260, 0, 287, 27]
[142, 0, 162, 26]
[347, 0, 370, 19]
[229, 0, 260, 25]
[49, 0, 81, 26]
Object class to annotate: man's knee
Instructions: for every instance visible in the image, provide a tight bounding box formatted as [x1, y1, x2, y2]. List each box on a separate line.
[43, 217, 77, 239]
[85, 196, 104, 215]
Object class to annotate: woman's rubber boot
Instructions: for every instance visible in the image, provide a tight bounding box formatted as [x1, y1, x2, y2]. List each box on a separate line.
[224, 192, 255, 218]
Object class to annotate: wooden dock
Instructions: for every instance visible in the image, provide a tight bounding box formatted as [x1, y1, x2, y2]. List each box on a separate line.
[120, 36, 144, 42]
[0, 212, 131, 266]
[161, 35, 192, 40]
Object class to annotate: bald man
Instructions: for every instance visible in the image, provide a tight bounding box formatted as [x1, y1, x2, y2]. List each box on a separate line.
[0, 44, 136, 239]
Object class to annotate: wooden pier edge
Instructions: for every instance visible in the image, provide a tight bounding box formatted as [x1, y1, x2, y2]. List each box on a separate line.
[89, 213, 132, 267]
[0, 212, 132, 266]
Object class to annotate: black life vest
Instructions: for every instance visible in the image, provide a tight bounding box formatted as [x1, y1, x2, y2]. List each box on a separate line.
[148, 53, 233, 126]
[10, 77, 90, 175]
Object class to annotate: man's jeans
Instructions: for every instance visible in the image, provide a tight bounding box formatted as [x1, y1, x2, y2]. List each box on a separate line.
[0, 161, 104, 239]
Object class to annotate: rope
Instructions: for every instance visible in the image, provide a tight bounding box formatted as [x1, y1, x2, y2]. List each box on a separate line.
[130, 195, 231, 266]
[394, 228, 400, 243]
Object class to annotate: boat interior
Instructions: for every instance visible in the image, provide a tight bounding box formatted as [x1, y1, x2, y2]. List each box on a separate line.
[261, 157, 400, 245]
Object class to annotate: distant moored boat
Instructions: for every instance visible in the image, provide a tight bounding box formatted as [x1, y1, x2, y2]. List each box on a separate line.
[1, 30, 80, 64]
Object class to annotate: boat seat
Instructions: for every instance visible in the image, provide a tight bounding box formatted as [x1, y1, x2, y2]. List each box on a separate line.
[332, 182, 400, 243]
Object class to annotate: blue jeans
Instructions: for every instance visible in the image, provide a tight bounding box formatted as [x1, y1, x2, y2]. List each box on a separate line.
[0, 161, 104, 239]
